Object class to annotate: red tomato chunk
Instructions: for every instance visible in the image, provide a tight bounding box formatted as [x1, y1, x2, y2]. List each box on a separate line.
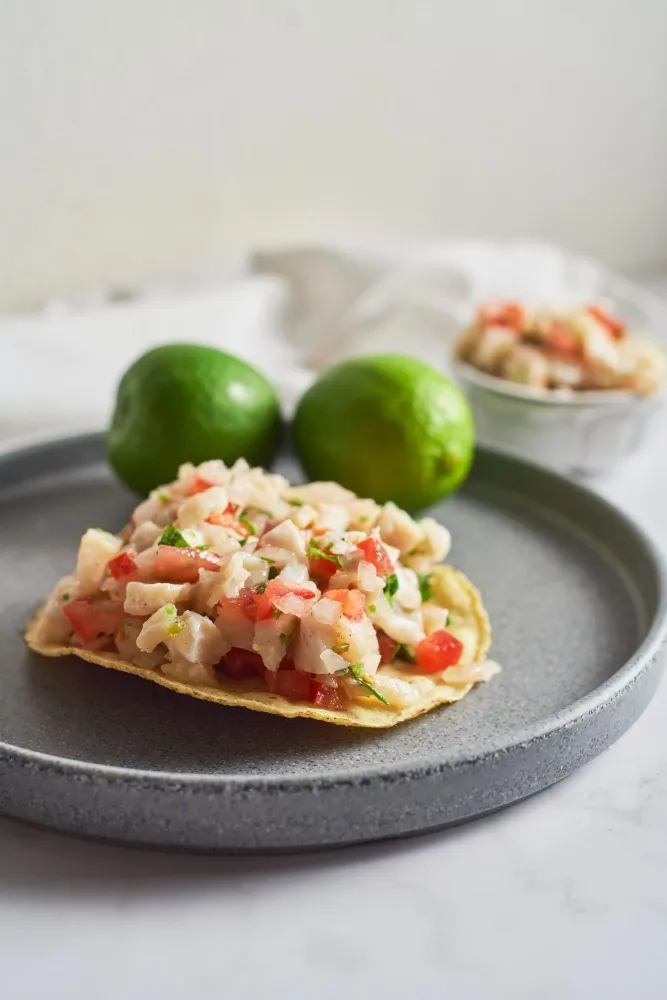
[356, 537, 393, 575]
[154, 545, 220, 584]
[107, 550, 138, 580]
[415, 629, 464, 673]
[62, 598, 127, 643]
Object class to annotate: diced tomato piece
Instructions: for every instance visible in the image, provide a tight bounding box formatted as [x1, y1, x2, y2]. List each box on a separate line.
[309, 556, 339, 582]
[254, 579, 316, 621]
[377, 630, 399, 664]
[220, 587, 258, 621]
[268, 667, 313, 701]
[311, 681, 346, 711]
[219, 647, 265, 679]
[107, 549, 138, 580]
[191, 475, 214, 494]
[62, 598, 127, 644]
[415, 629, 464, 673]
[154, 545, 221, 584]
[587, 304, 626, 339]
[323, 588, 366, 621]
[547, 322, 580, 358]
[477, 300, 524, 329]
[357, 537, 393, 575]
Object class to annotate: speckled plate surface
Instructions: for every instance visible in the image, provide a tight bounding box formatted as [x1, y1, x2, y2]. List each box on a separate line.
[1, 434, 666, 852]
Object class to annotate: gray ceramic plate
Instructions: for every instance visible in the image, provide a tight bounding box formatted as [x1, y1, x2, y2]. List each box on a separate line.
[1, 433, 666, 852]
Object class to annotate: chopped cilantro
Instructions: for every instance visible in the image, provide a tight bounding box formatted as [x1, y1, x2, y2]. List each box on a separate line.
[260, 556, 275, 564]
[348, 663, 390, 706]
[446, 611, 451, 627]
[359, 516, 369, 523]
[332, 642, 349, 654]
[271, 607, 282, 620]
[158, 524, 189, 548]
[164, 604, 177, 616]
[61, 593, 70, 602]
[167, 620, 185, 636]
[238, 509, 257, 535]
[239, 538, 247, 547]
[256, 582, 268, 595]
[196, 543, 211, 551]
[288, 498, 304, 507]
[394, 643, 415, 663]
[385, 573, 399, 605]
[418, 573, 433, 602]
[367, 604, 376, 613]
[307, 538, 341, 566]
[123, 621, 134, 628]
[279, 632, 286, 642]
[268, 566, 280, 580]
[157, 492, 170, 503]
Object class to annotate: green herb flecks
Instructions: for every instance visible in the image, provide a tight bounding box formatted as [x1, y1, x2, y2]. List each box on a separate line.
[332, 642, 349, 654]
[271, 607, 282, 620]
[256, 582, 268, 595]
[418, 573, 433, 602]
[158, 524, 189, 548]
[385, 573, 399, 605]
[239, 538, 247, 547]
[348, 663, 390, 706]
[164, 604, 177, 616]
[446, 611, 451, 626]
[196, 544, 211, 551]
[307, 538, 341, 567]
[61, 593, 70, 602]
[268, 566, 280, 580]
[157, 492, 170, 504]
[167, 620, 185, 636]
[367, 604, 377, 613]
[238, 509, 257, 536]
[288, 498, 304, 507]
[279, 629, 297, 647]
[260, 556, 275, 565]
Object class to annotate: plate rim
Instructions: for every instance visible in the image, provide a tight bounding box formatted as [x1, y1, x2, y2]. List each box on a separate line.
[2, 431, 667, 793]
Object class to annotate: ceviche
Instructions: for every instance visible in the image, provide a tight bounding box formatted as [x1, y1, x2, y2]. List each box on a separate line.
[26, 459, 497, 727]
[456, 300, 666, 395]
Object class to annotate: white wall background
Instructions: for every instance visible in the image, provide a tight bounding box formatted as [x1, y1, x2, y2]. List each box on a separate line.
[0, 0, 666, 311]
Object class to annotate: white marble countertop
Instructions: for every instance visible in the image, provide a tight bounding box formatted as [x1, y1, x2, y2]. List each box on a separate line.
[2, 277, 667, 1000]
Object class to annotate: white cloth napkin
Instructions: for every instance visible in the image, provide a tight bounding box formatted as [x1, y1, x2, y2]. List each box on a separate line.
[2, 240, 665, 445]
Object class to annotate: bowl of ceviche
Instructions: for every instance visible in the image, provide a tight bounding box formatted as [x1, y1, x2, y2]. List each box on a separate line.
[452, 300, 667, 475]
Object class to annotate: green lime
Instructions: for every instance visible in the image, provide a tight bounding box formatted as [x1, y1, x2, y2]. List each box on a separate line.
[108, 343, 282, 495]
[292, 354, 474, 512]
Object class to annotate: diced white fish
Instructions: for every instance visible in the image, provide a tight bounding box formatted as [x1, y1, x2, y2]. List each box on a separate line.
[316, 504, 351, 534]
[260, 519, 307, 559]
[253, 545, 299, 568]
[36, 574, 80, 643]
[136, 604, 179, 652]
[377, 503, 424, 556]
[422, 603, 450, 635]
[165, 610, 227, 665]
[130, 520, 163, 552]
[394, 567, 422, 611]
[253, 616, 292, 672]
[177, 487, 229, 529]
[368, 594, 425, 646]
[346, 498, 381, 532]
[283, 481, 355, 505]
[124, 581, 192, 617]
[115, 623, 166, 669]
[161, 656, 218, 687]
[76, 528, 122, 595]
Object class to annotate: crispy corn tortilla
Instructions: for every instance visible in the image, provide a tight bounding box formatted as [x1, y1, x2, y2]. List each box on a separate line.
[25, 565, 493, 728]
